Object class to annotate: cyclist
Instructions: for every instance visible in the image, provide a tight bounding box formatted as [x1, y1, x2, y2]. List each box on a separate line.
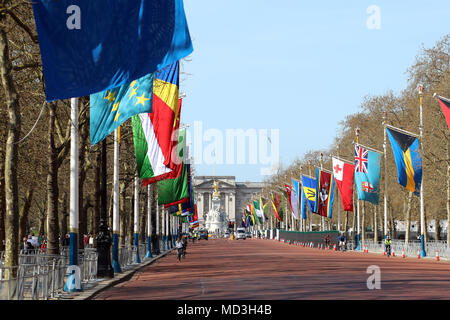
[385, 236, 392, 257]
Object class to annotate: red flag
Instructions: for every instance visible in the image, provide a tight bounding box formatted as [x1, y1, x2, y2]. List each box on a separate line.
[332, 157, 354, 212]
[436, 95, 450, 131]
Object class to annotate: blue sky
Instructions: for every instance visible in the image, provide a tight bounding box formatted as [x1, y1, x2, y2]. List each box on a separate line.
[180, 0, 450, 182]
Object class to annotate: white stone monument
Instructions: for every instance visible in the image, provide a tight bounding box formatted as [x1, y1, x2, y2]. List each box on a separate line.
[205, 180, 228, 236]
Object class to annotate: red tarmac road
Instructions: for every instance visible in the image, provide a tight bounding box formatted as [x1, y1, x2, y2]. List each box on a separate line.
[92, 238, 450, 300]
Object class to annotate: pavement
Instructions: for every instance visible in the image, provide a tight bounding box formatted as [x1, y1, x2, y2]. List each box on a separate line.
[89, 237, 450, 300]
[54, 248, 175, 300]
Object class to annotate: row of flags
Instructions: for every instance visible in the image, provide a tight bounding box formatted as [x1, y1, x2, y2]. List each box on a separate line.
[31, 1, 198, 227]
[248, 116, 448, 223]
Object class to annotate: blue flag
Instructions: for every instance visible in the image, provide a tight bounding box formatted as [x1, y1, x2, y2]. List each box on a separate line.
[90, 72, 154, 145]
[32, 0, 193, 101]
[354, 144, 381, 204]
[300, 181, 307, 220]
[301, 175, 317, 213]
[386, 127, 422, 196]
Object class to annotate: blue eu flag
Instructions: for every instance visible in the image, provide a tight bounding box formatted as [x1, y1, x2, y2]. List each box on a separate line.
[32, 0, 193, 101]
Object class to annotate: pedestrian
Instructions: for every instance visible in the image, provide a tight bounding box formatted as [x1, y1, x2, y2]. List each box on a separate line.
[182, 234, 188, 258]
[84, 234, 90, 248]
[22, 237, 29, 253]
[175, 236, 184, 262]
[89, 234, 94, 247]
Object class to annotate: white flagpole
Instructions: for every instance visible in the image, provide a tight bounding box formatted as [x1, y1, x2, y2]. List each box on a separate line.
[64, 97, 81, 292]
[419, 85, 426, 257]
[356, 128, 361, 251]
[383, 113, 388, 240]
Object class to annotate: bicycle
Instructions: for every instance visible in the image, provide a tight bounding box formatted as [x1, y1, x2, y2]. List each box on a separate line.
[385, 245, 391, 257]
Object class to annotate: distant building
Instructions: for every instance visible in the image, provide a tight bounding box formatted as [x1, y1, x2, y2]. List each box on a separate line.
[194, 176, 265, 230]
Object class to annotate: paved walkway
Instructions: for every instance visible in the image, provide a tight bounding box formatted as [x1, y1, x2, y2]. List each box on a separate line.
[90, 238, 450, 300]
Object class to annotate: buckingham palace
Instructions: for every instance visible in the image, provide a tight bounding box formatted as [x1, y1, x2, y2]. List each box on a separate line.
[193, 176, 265, 230]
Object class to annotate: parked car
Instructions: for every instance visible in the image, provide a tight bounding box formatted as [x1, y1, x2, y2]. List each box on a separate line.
[224, 231, 230, 238]
[236, 228, 247, 240]
[198, 230, 208, 240]
[246, 232, 252, 238]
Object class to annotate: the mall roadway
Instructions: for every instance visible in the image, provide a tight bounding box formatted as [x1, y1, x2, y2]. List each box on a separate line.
[91, 238, 450, 300]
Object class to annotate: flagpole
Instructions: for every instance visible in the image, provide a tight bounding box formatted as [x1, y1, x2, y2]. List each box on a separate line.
[156, 192, 160, 254]
[64, 97, 81, 292]
[355, 128, 361, 251]
[383, 112, 388, 241]
[320, 153, 325, 231]
[145, 184, 153, 258]
[419, 84, 426, 257]
[134, 173, 141, 263]
[112, 129, 121, 272]
[336, 146, 341, 232]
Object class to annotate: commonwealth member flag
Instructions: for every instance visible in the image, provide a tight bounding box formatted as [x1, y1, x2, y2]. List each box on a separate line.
[301, 175, 317, 213]
[315, 169, 335, 218]
[435, 94, 450, 131]
[354, 144, 381, 204]
[332, 157, 355, 212]
[386, 126, 422, 196]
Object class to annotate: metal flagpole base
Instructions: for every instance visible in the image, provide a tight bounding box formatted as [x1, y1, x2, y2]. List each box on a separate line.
[145, 236, 153, 258]
[420, 234, 426, 257]
[355, 234, 360, 251]
[112, 233, 122, 273]
[64, 232, 83, 292]
[134, 233, 141, 263]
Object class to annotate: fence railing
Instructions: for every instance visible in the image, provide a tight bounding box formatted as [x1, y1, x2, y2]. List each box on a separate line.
[360, 240, 450, 258]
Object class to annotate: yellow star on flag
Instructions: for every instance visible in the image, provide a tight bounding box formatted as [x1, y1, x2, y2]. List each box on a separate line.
[135, 93, 150, 106]
[104, 90, 116, 104]
[111, 101, 120, 112]
[129, 87, 138, 99]
[114, 111, 121, 122]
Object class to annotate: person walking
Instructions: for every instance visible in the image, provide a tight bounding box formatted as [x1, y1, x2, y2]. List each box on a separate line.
[182, 234, 188, 259]
[175, 236, 184, 262]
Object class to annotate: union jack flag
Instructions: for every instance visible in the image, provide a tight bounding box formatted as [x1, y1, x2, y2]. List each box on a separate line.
[355, 145, 369, 173]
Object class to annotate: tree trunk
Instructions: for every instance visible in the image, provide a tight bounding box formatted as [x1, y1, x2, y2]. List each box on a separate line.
[361, 201, 365, 242]
[19, 186, 34, 244]
[373, 205, 378, 243]
[0, 143, 5, 252]
[78, 112, 89, 249]
[59, 191, 68, 246]
[128, 196, 134, 247]
[343, 211, 348, 234]
[0, 28, 21, 273]
[46, 102, 60, 255]
[435, 219, 440, 241]
[93, 148, 101, 238]
[119, 183, 127, 247]
[405, 192, 413, 245]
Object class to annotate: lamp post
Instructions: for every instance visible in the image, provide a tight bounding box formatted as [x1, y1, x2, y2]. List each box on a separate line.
[96, 139, 114, 278]
[419, 84, 426, 257]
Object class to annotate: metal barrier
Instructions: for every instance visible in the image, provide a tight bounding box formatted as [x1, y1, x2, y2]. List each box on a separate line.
[0, 248, 98, 300]
[359, 240, 450, 259]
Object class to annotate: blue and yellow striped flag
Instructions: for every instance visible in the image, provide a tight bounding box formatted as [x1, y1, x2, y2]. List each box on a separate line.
[386, 126, 422, 195]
